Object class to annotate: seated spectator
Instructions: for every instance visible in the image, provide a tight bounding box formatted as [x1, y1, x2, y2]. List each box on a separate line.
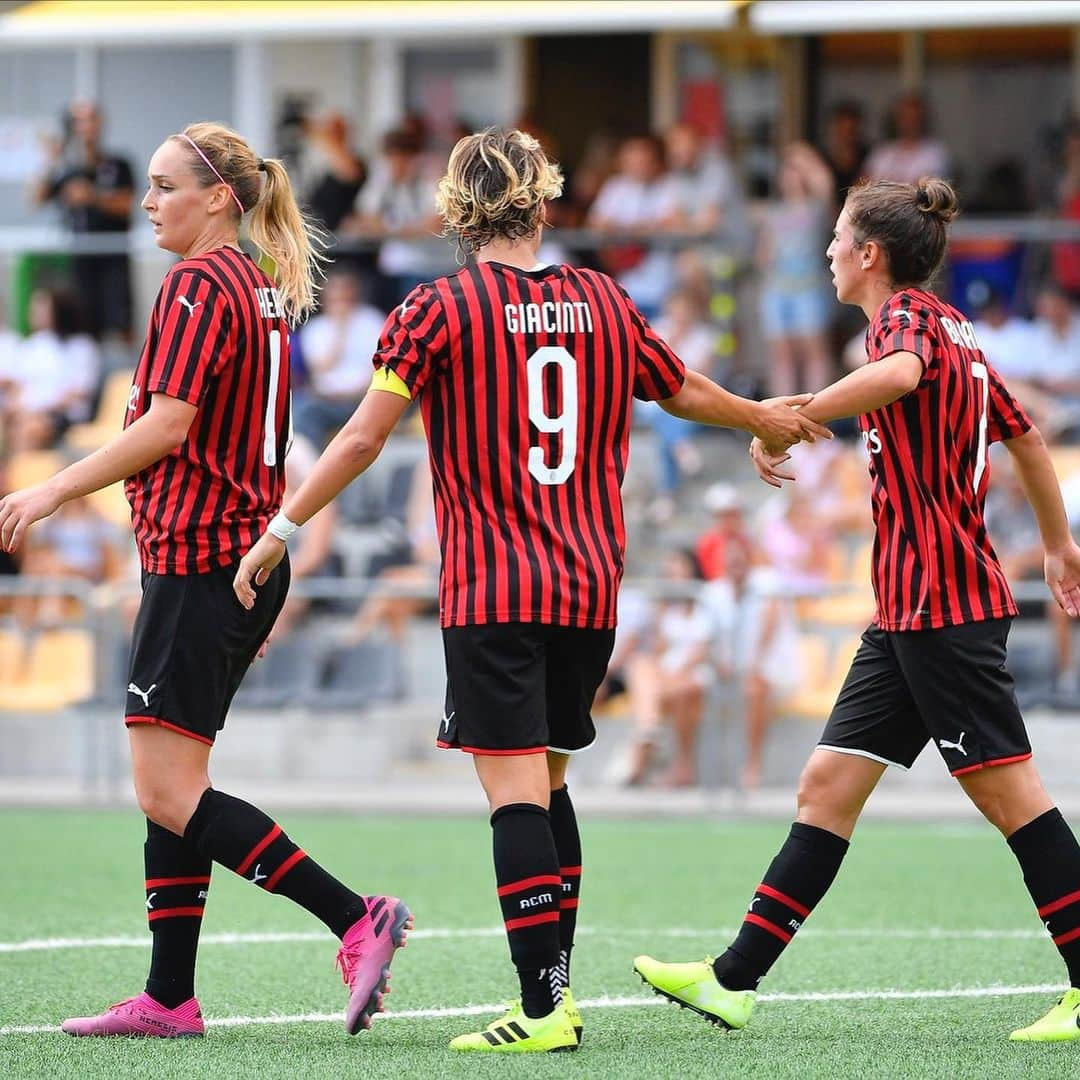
[620, 549, 713, 788]
[696, 483, 750, 581]
[293, 270, 385, 448]
[594, 584, 651, 708]
[756, 142, 835, 398]
[588, 133, 680, 316]
[1028, 283, 1080, 402]
[17, 496, 118, 626]
[344, 128, 446, 306]
[821, 100, 869, 206]
[7, 287, 99, 452]
[865, 93, 947, 186]
[755, 486, 834, 593]
[665, 122, 743, 236]
[640, 288, 717, 521]
[705, 539, 801, 789]
[345, 457, 439, 645]
[299, 110, 367, 233]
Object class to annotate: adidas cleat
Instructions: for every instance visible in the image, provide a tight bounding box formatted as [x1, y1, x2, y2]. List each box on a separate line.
[449, 1000, 577, 1053]
[336, 895, 413, 1035]
[633, 955, 755, 1030]
[1009, 987, 1080, 1042]
[562, 986, 582, 1047]
[61, 992, 204, 1038]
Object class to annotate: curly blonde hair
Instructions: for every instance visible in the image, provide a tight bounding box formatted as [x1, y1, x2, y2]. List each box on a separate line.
[173, 122, 327, 325]
[436, 128, 563, 256]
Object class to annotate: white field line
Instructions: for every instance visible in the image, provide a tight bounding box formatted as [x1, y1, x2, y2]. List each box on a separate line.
[0, 984, 1065, 1037]
[0, 925, 1050, 955]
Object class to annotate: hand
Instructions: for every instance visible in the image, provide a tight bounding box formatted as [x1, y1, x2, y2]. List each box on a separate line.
[234, 532, 286, 610]
[1045, 542, 1080, 617]
[750, 395, 833, 450]
[61, 177, 95, 207]
[0, 483, 62, 553]
[749, 437, 797, 489]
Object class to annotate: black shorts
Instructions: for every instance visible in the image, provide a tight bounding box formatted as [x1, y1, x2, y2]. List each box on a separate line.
[819, 618, 1031, 777]
[439, 623, 616, 755]
[124, 555, 290, 745]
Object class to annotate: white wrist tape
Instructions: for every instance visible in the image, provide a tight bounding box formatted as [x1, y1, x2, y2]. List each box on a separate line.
[267, 511, 300, 542]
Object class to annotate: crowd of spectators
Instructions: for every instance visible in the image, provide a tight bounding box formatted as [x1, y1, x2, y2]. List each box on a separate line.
[4, 92, 1080, 780]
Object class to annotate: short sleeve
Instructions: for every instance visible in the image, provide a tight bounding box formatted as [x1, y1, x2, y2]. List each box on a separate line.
[872, 300, 936, 373]
[986, 363, 1033, 444]
[111, 156, 134, 189]
[146, 270, 232, 405]
[371, 283, 448, 399]
[617, 286, 686, 401]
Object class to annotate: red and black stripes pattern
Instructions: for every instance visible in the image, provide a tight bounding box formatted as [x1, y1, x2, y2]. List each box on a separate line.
[859, 288, 1031, 631]
[741, 882, 811, 945]
[234, 823, 308, 892]
[372, 263, 685, 629]
[1039, 888, 1080, 949]
[560, 864, 581, 914]
[125, 247, 291, 575]
[144, 873, 211, 924]
[498, 873, 563, 934]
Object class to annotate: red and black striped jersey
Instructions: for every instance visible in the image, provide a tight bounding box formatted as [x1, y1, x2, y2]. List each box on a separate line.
[859, 287, 1032, 631]
[124, 247, 291, 574]
[373, 261, 686, 628]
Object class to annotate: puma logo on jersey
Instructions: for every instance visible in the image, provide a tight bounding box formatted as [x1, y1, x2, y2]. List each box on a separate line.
[938, 731, 968, 756]
[127, 682, 156, 708]
[176, 296, 202, 316]
[399, 300, 414, 317]
[893, 309, 913, 325]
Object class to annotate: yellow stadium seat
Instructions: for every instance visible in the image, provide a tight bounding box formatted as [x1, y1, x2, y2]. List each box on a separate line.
[2, 629, 95, 712]
[6, 450, 66, 493]
[87, 482, 133, 530]
[65, 369, 134, 452]
[0, 628, 27, 689]
[1050, 447, 1080, 483]
[784, 633, 862, 721]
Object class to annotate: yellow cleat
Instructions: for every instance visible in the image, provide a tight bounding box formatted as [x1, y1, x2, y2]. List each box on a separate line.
[1009, 987, 1080, 1042]
[449, 999, 577, 1053]
[562, 986, 582, 1047]
[633, 955, 756, 1030]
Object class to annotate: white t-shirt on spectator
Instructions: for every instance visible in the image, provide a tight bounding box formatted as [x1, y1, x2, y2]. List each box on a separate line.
[590, 175, 681, 227]
[972, 318, 1040, 381]
[299, 306, 386, 398]
[865, 140, 948, 186]
[358, 162, 444, 277]
[16, 331, 99, 419]
[651, 319, 716, 375]
[1026, 318, 1080, 386]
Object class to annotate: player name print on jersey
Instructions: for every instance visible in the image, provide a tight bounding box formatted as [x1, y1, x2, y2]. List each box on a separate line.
[504, 300, 594, 335]
[255, 286, 285, 320]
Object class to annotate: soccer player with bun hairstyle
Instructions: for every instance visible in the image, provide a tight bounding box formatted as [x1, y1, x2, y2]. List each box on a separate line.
[0, 121, 411, 1039]
[234, 127, 831, 1053]
[636, 176, 1080, 1044]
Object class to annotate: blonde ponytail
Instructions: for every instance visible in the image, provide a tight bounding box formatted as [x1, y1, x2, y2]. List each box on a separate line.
[174, 122, 327, 326]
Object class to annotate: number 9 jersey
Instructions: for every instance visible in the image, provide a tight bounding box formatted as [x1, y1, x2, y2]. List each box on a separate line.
[372, 262, 686, 629]
[860, 287, 1032, 631]
[124, 247, 291, 575]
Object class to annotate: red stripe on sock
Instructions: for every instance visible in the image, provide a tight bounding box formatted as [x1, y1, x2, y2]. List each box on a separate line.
[560, 898, 579, 910]
[144, 876, 211, 888]
[560, 866, 582, 876]
[236, 824, 282, 876]
[148, 907, 205, 922]
[1038, 889, 1080, 918]
[1053, 925, 1080, 946]
[504, 910, 561, 932]
[744, 912, 793, 943]
[264, 850, 307, 891]
[496, 874, 562, 897]
[756, 883, 811, 918]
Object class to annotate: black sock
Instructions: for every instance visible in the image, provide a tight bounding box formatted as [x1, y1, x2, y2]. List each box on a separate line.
[183, 788, 367, 938]
[491, 802, 562, 1018]
[1007, 808, 1080, 987]
[549, 785, 581, 989]
[713, 822, 849, 991]
[144, 818, 211, 1008]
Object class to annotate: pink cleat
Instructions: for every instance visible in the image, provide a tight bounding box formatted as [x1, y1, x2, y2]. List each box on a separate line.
[336, 894, 413, 1035]
[61, 992, 204, 1038]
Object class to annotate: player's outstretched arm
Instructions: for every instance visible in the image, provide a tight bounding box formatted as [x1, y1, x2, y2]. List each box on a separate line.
[234, 388, 410, 609]
[1004, 425, 1080, 617]
[0, 393, 196, 553]
[659, 369, 833, 448]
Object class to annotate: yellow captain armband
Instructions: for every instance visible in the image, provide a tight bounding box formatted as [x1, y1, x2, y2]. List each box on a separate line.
[369, 365, 412, 401]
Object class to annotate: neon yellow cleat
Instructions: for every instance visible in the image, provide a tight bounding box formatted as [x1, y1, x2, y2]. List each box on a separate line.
[562, 986, 582, 1047]
[633, 955, 756, 1030]
[449, 1000, 577, 1053]
[1009, 988, 1080, 1042]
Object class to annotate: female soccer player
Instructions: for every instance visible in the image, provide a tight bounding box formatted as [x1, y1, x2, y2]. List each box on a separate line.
[233, 127, 831, 1053]
[635, 177, 1080, 1044]
[0, 122, 410, 1038]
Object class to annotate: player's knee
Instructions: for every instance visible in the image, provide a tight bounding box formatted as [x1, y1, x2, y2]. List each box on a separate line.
[134, 779, 203, 835]
[796, 764, 860, 833]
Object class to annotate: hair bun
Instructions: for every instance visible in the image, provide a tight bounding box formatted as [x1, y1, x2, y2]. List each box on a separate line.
[915, 177, 959, 223]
